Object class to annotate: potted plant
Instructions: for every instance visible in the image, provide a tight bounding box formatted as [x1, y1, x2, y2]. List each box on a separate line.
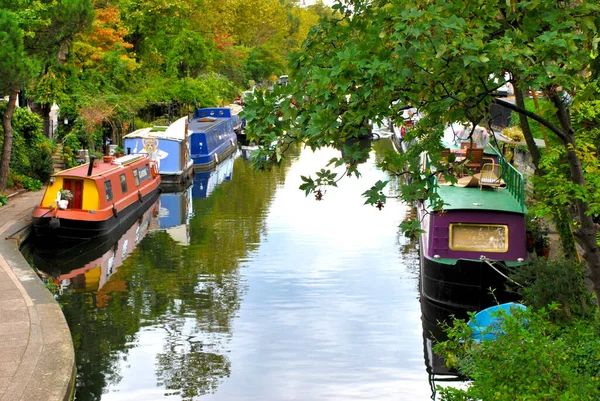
[525, 213, 539, 252]
[58, 188, 73, 201]
[57, 188, 73, 209]
[532, 221, 551, 259]
[114, 145, 125, 157]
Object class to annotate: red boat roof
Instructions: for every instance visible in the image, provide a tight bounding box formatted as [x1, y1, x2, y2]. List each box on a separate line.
[54, 155, 149, 179]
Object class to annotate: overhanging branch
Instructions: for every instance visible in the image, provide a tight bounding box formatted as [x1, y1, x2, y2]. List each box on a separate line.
[493, 98, 567, 142]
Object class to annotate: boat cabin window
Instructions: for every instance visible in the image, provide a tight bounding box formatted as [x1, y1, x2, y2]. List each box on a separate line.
[105, 180, 113, 202]
[120, 174, 128, 193]
[133, 168, 140, 186]
[449, 223, 508, 252]
[138, 165, 150, 183]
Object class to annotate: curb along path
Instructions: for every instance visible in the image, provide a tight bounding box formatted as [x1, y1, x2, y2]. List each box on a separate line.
[0, 189, 75, 401]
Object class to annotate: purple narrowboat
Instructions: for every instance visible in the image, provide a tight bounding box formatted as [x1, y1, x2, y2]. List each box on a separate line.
[417, 140, 527, 313]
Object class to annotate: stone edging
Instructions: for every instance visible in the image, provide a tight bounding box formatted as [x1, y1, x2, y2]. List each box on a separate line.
[0, 221, 75, 401]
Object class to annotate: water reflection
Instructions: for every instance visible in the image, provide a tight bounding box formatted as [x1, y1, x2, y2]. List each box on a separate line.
[24, 137, 471, 400]
[420, 297, 469, 400]
[191, 152, 236, 199]
[32, 199, 159, 295]
[156, 187, 193, 246]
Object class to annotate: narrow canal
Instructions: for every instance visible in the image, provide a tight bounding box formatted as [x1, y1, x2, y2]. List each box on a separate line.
[26, 137, 450, 400]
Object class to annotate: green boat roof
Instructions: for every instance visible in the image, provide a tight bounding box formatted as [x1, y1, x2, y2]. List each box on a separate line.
[430, 184, 526, 214]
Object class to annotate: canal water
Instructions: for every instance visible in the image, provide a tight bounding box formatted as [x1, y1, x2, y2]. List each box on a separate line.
[25, 138, 457, 400]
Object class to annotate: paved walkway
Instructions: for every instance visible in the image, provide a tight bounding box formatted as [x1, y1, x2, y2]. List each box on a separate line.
[0, 189, 74, 401]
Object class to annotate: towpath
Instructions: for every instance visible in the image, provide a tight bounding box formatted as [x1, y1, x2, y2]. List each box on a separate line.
[0, 189, 74, 401]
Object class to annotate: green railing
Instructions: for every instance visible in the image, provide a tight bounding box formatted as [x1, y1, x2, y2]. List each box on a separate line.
[424, 144, 525, 212]
[498, 156, 526, 212]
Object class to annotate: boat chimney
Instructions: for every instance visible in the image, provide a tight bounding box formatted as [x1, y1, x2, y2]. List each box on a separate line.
[87, 157, 95, 176]
[127, 147, 131, 155]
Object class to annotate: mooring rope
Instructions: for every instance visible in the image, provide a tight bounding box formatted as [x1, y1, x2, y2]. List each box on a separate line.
[480, 256, 524, 288]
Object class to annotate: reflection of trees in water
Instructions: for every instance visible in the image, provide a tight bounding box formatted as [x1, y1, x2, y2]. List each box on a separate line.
[58, 150, 299, 399]
[62, 291, 138, 401]
[156, 319, 231, 400]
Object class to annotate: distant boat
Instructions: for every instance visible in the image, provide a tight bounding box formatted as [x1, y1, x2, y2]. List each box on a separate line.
[188, 108, 238, 171]
[32, 154, 161, 241]
[226, 103, 246, 135]
[123, 116, 194, 190]
[418, 125, 527, 313]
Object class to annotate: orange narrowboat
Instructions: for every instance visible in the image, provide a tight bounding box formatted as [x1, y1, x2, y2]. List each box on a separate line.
[32, 154, 161, 241]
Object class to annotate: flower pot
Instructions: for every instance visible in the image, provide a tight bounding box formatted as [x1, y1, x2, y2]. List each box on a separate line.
[536, 247, 551, 260]
[103, 156, 114, 163]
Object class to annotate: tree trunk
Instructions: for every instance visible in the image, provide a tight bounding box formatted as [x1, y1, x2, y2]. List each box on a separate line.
[549, 93, 600, 311]
[514, 86, 540, 170]
[0, 90, 19, 191]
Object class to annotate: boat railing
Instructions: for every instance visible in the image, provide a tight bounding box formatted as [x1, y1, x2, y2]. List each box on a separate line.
[423, 149, 526, 212]
[498, 157, 526, 212]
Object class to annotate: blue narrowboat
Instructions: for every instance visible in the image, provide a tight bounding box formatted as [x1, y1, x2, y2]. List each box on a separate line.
[123, 116, 194, 189]
[188, 108, 238, 171]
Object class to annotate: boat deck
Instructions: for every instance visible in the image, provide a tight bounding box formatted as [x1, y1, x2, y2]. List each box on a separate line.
[433, 184, 525, 214]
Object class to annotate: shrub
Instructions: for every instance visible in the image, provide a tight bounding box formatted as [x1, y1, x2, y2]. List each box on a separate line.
[7, 173, 43, 191]
[0, 193, 7, 206]
[28, 142, 55, 183]
[501, 126, 524, 142]
[435, 306, 600, 401]
[509, 258, 595, 322]
[62, 133, 82, 168]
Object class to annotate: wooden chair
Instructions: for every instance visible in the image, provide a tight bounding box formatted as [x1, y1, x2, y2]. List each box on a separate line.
[465, 147, 484, 173]
[479, 163, 504, 190]
[460, 141, 473, 150]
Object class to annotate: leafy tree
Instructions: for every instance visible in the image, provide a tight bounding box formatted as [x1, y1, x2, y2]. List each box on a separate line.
[0, 9, 37, 191]
[25, 0, 94, 137]
[244, 0, 600, 309]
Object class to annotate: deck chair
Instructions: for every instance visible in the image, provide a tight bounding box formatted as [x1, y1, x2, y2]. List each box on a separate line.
[479, 163, 504, 190]
[464, 147, 484, 173]
[460, 141, 473, 150]
[440, 148, 452, 160]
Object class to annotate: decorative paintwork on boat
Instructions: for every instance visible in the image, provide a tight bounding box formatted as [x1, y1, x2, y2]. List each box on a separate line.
[123, 116, 193, 189]
[32, 154, 161, 241]
[188, 107, 238, 172]
[414, 132, 527, 313]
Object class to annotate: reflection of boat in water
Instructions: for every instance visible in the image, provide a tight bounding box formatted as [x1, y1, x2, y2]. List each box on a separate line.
[31, 199, 159, 296]
[191, 151, 236, 199]
[155, 187, 193, 246]
[32, 154, 161, 241]
[420, 296, 469, 399]
[123, 116, 194, 190]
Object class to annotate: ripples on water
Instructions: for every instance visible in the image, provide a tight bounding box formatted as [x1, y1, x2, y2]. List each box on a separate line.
[27, 140, 456, 401]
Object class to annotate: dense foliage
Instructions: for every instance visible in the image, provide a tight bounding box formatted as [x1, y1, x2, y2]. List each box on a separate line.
[435, 306, 600, 401]
[0, 104, 53, 188]
[0, 0, 330, 191]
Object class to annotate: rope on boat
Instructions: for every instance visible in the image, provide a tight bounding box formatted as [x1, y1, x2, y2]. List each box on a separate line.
[480, 256, 524, 288]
